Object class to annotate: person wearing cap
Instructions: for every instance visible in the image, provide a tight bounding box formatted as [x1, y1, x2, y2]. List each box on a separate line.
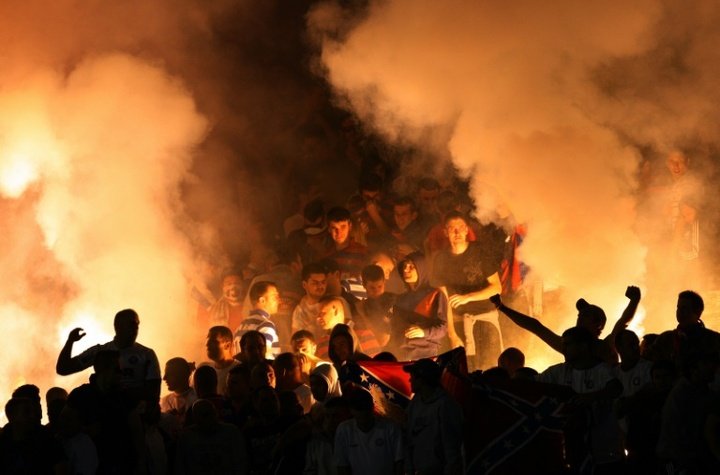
[404, 359, 463, 475]
[490, 285, 643, 365]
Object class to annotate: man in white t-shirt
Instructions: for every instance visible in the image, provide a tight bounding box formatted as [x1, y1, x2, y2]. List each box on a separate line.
[540, 326, 624, 470]
[56, 308, 161, 404]
[614, 329, 652, 397]
[334, 389, 403, 475]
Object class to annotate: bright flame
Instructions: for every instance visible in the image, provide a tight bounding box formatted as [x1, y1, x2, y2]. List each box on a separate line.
[0, 54, 208, 408]
[0, 155, 37, 198]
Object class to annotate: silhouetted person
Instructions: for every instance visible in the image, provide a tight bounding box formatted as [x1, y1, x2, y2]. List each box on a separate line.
[497, 347, 525, 378]
[334, 388, 403, 475]
[175, 399, 248, 475]
[235, 330, 268, 370]
[56, 308, 161, 405]
[0, 396, 67, 474]
[539, 327, 624, 473]
[645, 290, 720, 369]
[491, 285, 642, 365]
[404, 358, 463, 475]
[65, 349, 145, 474]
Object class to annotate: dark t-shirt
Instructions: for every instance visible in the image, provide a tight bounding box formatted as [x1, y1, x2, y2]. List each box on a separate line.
[431, 240, 502, 314]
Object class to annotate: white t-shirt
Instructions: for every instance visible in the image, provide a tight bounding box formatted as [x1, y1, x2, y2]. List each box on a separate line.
[199, 359, 241, 396]
[335, 417, 403, 474]
[540, 361, 624, 464]
[539, 361, 616, 394]
[76, 340, 161, 389]
[160, 388, 198, 415]
[616, 358, 652, 397]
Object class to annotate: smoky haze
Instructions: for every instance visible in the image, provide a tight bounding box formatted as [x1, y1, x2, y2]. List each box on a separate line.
[0, 0, 356, 405]
[309, 0, 720, 364]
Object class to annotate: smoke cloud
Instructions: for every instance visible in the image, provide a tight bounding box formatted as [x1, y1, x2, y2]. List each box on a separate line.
[308, 0, 720, 364]
[0, 0, 355, 408]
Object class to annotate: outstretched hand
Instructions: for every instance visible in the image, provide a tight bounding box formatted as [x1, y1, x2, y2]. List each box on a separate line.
[489, 294, 503, 309]
[625, 286, 641, 302]
[67, 328, 86, 343]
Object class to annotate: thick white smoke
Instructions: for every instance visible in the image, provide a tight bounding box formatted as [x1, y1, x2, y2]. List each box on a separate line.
[0, 54, 207, 407]
[310, 0, 667, 365]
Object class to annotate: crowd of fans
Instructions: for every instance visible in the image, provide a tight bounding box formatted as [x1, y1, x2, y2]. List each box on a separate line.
[2, 154, 719, 475]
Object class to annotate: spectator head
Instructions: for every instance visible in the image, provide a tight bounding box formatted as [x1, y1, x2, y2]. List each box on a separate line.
[327, 207, 353, 246]
[651, 359, 676, 392]
[220, 271, 243, 305]
[404, 358, 442, 392]
[417, 177, 440, 214]
[45, 387, 68, 427]
[361, 264, 386, 299]
[12, 384, 41, 424]
[393, 196, 418, 231]
[437, 189, 459, 215]
[316, 297, 346, 331]
[251, 361, 276, 390]
[676, 290, 704, 327]
[358, 173, 383, 203]
[227, 364, 252, 401]
[206, 326, 234, 363]
[274, 353, 303, 389]
[513, 367, 538, 381]
[481, 367, 511, 385]
[373, 351, 398, 362]
[666, 149, 689, 179]
[329, 325, 354, 365]
[163, 357, 194, 393]
[291, 330, 317, 356]
[399, 256, 419, 285]
[347, 387, 375, 417]
[4, 397, 38, 431]
[318, 258, 342, 294]
[301, 262, 327, 300]
[498, 347, 525, 377]
[561, 326, 595, 364]
[575, 299, 606, 338]
[369, 251, 395, 280]
[113, 309, 139, 347]
[250, 281, 280, 315]
[310, 363, 341, 402]
[640, 333, 658, 357]
[303, 198, 326, 228]
[193, 365, 218, 398]
[614, 329, 641, 362]
[443, 211, 470, 247]
[239, 330, 267, 366]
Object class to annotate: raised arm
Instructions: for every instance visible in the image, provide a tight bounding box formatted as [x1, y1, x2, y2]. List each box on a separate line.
[56, 328, 89, 376]
[606, 286, 642, 351]
[489, 294, 563, 354]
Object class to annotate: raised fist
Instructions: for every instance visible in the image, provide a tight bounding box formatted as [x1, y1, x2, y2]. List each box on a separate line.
[489, 294, 503, 308]
[67, 328, 86, 343]
[625, 286, 641, 302]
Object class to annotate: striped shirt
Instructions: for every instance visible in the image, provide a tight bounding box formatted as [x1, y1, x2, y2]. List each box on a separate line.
[234, 309, 280, 358]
